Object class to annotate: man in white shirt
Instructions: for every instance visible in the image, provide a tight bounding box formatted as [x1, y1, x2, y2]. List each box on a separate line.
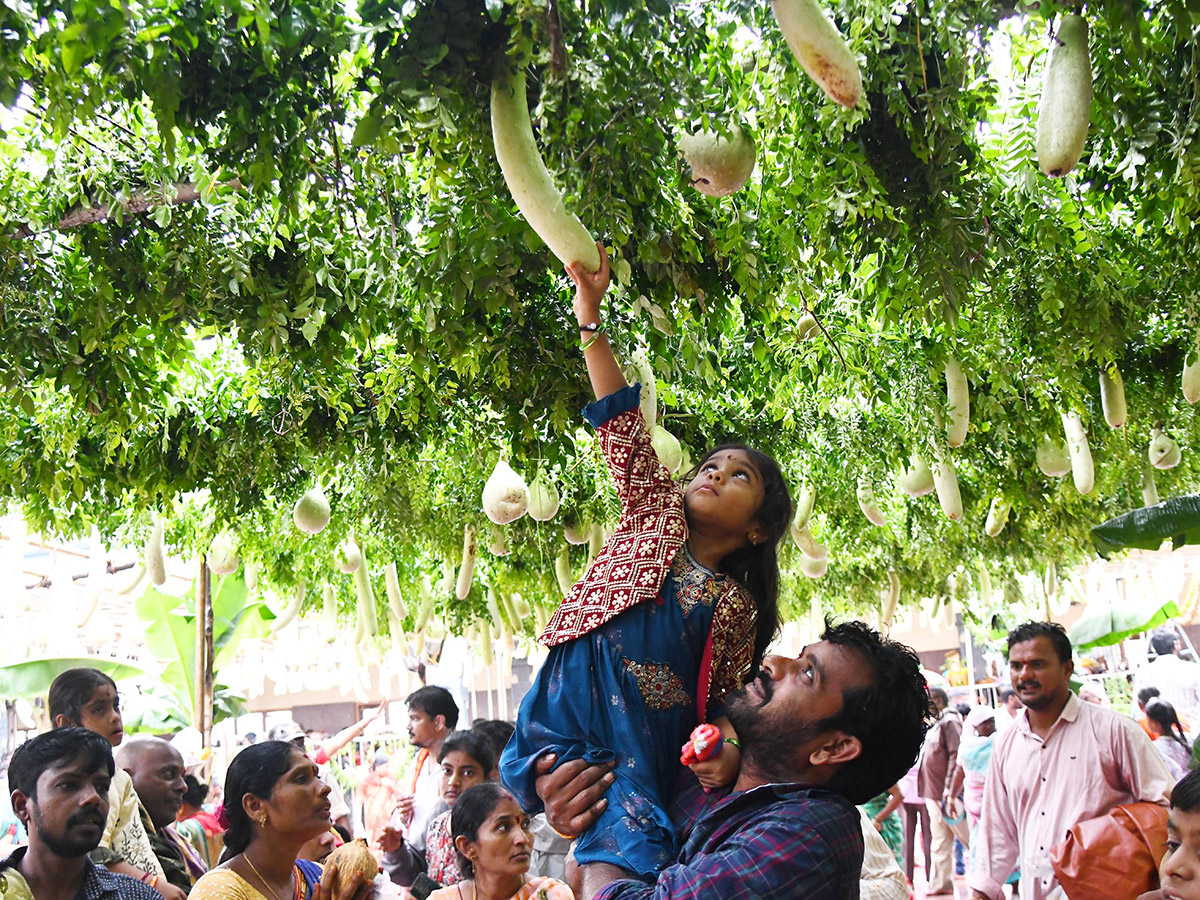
[1133, 630, 1200, 730]
[383, 685, 458, 856]
[995, 688, 1022, 733]
[858, 808, 908, 900]
[970, 622, 1172, 900]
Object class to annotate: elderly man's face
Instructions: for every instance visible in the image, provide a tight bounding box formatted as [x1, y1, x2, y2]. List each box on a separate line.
[726, 641, 872, 780]
[127, 742, 187, 831]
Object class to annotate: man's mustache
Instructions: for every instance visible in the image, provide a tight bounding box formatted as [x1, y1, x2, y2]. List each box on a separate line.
[68, 810, 105, 830]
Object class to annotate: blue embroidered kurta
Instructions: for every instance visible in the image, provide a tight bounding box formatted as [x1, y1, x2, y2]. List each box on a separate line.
[501, 387, 734, 876]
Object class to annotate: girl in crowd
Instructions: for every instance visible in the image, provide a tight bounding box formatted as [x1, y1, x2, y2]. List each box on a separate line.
[48, 668, 178, 898]
[189, 740, 371, 900]
[384, 729, 496, 888]
[1146, 698, 1192, 781]
[428, 784, 572, 900]
[176, 775, 226, 870]
[500, 244, 792, 896]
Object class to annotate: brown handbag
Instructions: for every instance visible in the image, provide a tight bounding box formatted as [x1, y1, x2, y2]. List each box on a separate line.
[1049, 801, 1169, 900]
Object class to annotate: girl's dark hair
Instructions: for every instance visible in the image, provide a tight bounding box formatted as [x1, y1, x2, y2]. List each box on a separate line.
[450, 782, 510, 879]
[1173, 767, 1200, 812]
[221, 741, 297, 856]
[182, 773, 210, 808]
[47, 668, 117, 726]
[1146, 698, 1190, 750]
[688, 444, 791, 672]
[470, 719, 515, 765]
[439, 730, 496, 776]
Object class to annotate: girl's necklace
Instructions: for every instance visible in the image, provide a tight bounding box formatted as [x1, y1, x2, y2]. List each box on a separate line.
[243, 851, 295, 900]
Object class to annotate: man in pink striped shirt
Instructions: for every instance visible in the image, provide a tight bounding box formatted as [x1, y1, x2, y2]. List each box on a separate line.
[969, 621, 1172, 900]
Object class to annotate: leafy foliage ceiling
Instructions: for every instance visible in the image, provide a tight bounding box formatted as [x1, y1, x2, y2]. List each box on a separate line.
[0, 0, 1198, 635]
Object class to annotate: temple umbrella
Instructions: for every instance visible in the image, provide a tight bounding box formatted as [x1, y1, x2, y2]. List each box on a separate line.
[1091, 495, 1200, 558]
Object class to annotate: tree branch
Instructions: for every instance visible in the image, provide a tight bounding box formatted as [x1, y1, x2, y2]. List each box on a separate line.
[11, 179, 244, 240]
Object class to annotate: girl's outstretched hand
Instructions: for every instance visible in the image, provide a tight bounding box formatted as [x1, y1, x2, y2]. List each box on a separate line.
[689, 738, 741, 790]
[569, 242, 610, 325]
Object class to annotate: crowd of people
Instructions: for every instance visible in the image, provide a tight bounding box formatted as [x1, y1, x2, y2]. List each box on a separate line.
[9, 619, 1200, 900]
[4, 245, 1200, 900]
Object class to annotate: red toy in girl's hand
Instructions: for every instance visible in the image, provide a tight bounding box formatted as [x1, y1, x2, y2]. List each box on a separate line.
[680, 722, 723, 766]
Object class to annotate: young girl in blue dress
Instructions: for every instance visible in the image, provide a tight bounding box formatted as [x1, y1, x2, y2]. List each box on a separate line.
[500, 243, 792, 898]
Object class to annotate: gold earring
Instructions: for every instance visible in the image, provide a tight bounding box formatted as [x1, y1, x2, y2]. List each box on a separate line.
[259, 815, 267, 828]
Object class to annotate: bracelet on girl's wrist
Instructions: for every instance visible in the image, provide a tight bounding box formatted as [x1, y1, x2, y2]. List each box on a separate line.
[578, 320, 602, 333]
[581, 331, 605, 352]
[724, 737, 740, 750]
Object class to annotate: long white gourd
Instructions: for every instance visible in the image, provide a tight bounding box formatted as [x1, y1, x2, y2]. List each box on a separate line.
[1184, 326, 1200, 403]
[790, 523, 828, 560]
[977, 564, 993, 605]
[271, 582, 306, 635]
[351, 542, 378, 637]
[146, 520, 166, 586]
[414, 575, 436, 633]
[491, 65, 600, 272]
[930, 451, 963, 521]
[1099, 366, 1126, 428]
[857, 476, 886, 526]
[555, 546, 575, 597]
[322, 584, 337, 642]
[456, 524, 477, 600]
[984, 496, 1010, 538]
[384, 562, 406, 620]
[881, 570, 900, 629]
[769, 0, 862, 107]
[1061, 411, 1094, 494]
[793, 483, 816, 529]
[799, 552, 828, 578]
[1036, 14, 1092, 178]
[628, 348, 657, 428]
[1142, 465, 1160, 507]
[945, 359, 970, 448]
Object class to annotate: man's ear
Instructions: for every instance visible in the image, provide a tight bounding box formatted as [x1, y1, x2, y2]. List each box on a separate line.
[10, 790, 31, 828]
[808, 732, 862, 769]
[434, 715, 446, 732]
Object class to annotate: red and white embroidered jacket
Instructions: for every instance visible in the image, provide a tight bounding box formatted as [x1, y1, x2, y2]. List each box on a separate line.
[539, 405, 758, 718]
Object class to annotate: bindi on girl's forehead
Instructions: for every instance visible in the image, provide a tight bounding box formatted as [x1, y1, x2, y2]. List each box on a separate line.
[704, 450, 762, 481]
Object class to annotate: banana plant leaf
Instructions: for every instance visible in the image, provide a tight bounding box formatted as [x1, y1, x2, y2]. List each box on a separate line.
[1069, 595, 1179, 650]
[0, 657, 143, 699]
[1092, 495, 1200, 558]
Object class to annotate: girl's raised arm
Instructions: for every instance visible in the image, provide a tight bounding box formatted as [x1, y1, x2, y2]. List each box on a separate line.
[567, 242, 628, 401]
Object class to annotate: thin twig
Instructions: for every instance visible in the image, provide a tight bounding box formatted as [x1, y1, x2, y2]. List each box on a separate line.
[807, 306, 848, 373]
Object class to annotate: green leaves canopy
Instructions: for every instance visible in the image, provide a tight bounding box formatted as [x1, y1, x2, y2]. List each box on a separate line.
[0, 0, 1198, 632]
